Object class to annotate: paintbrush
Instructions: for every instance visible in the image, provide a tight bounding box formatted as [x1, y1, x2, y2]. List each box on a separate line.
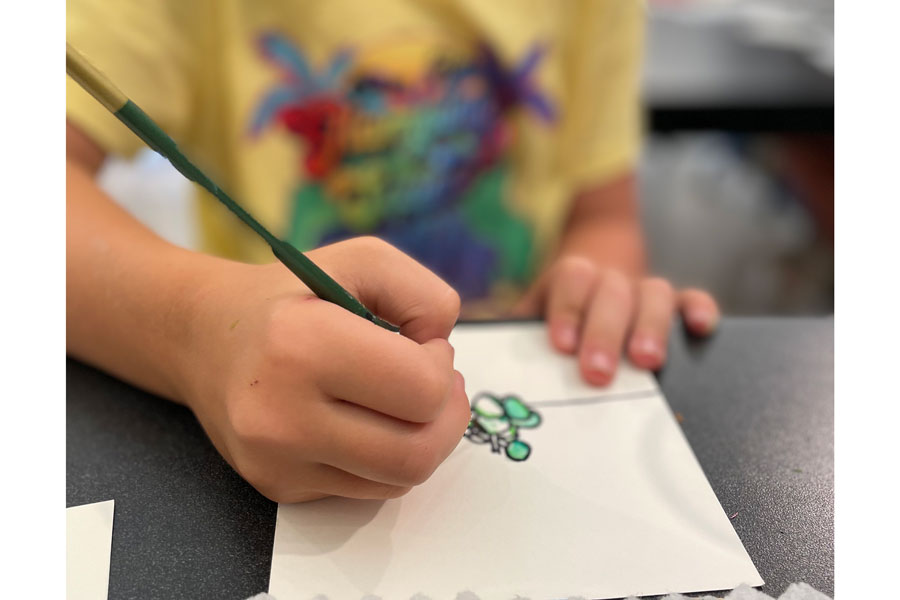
[66, 42, 398, 332]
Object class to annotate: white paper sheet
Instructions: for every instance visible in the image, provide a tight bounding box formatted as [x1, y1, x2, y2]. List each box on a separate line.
[269, 323, 762, 599]
[67, 499, 115, 600]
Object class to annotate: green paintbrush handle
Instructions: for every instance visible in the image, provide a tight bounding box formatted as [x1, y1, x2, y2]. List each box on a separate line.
[66, 42, 398, 332]
[116, 101, 280, 247]
[271, 240, 399, 330]
[117, 102, 399, 332]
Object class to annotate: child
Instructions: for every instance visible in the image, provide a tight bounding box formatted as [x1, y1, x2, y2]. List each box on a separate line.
[66, 0, 718, 502]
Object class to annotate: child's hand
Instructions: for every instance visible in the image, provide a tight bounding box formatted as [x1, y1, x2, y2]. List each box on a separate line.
[517, 256, 719, 386]
[181, 237, 470, 503]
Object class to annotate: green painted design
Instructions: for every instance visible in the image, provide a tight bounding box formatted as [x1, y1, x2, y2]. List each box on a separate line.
[464, 393, 541, 462]
[511, 412, 541, 429]
[506, 440, 531, 461]
[502, 396, 532, 420]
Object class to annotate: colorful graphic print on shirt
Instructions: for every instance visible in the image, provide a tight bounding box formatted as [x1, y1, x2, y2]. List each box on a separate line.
[250, 32, 555, 300]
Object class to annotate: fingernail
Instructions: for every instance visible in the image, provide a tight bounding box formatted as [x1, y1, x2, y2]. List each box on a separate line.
[587, 351, 614, 375]
[688, 309, 718, 333]
[631, 335, 663, 361]
[554, 324, 578, 352]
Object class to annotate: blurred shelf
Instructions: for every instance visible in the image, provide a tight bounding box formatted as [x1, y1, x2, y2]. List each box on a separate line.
[648, 105, 832, 133]
[643, 4, 833, 132]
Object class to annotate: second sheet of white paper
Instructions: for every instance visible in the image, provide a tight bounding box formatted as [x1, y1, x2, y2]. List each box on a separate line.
[269, 322, 762, 599]
[67, 499, 115, 600]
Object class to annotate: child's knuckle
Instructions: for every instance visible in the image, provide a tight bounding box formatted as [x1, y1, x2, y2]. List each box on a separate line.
[395, 438, 438, 486]
[416, 368, 452, 420]
[435, 286, 461, 319]
[353, 235, 390, 255]
[557, 255, 596, 281]
[597, 269, 632, 302]
[643, 277, 673, 298]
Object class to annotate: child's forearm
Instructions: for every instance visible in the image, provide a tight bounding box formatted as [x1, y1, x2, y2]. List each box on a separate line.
[66, 156, 218, 403]
[555, 172, 646, 279]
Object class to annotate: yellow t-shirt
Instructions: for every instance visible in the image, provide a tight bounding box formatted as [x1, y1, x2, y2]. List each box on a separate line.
[67, 0, 644, 308]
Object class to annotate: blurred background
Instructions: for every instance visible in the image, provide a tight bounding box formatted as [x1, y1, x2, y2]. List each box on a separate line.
[98, 0, 833, 315]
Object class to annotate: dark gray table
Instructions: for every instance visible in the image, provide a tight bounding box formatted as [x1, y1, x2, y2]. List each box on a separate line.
[67, 317, 834, 599]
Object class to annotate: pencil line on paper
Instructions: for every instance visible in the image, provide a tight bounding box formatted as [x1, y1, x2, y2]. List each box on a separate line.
[529, 388, 660, 408]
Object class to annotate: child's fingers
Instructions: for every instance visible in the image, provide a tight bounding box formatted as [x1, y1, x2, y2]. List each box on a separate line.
[264, 463, 412, 503]
[544, 257, 597, 354]
[307, 302, 458, 424]
[316, 371, 469, 488]
[678, 288, 720, 336]
[627, 278, 676, 370]
[577, 270, 635, 386]
[310, 237, 461, 343]
[509, 287, 542, 318]
[510, 266, 554, 317]
[308, 464, 413, 500]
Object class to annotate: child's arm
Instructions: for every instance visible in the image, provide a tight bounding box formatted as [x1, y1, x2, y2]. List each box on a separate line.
[516, 172, 720, 386]
[67, 121, 213, 400]
[67, 121, 470, 502]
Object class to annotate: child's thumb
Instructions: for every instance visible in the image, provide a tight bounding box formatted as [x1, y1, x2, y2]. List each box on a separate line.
[311, 237, 461, 343]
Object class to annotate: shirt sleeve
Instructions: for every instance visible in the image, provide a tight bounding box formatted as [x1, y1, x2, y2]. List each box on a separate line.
[66, 0, 198, 157]
[558, 0, 646, 190]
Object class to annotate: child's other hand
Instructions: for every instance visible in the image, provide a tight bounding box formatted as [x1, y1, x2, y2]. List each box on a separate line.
[516, 256, 719, 386]
[182, 237, 470, 503]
